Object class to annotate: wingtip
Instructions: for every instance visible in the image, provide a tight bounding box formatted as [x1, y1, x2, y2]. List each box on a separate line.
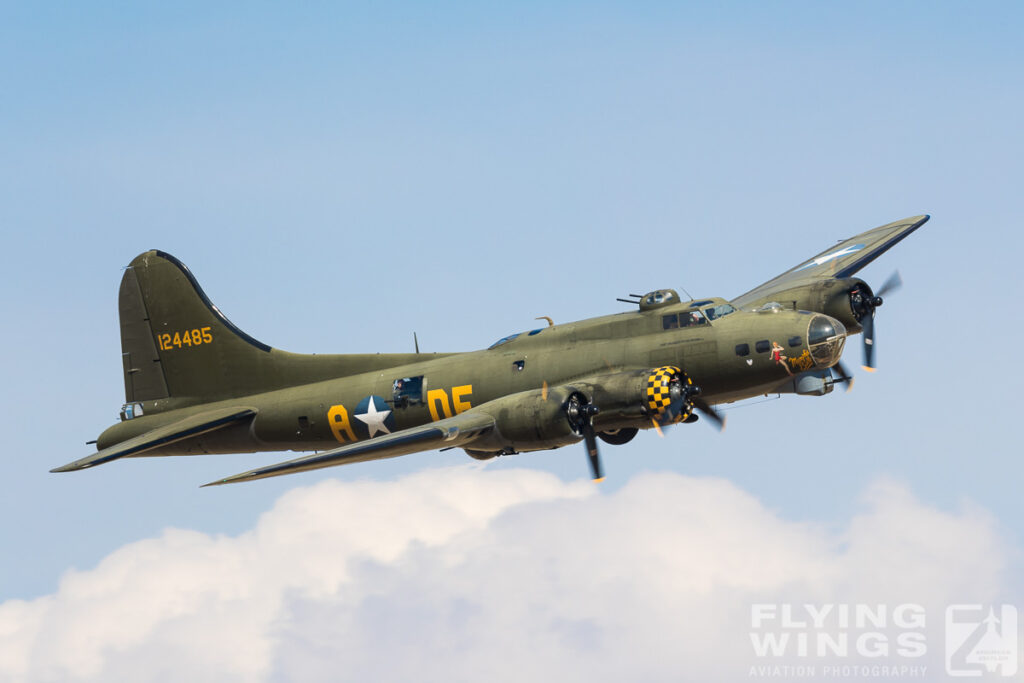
[592, 477, 605, 484]
[50, 461, 88, 473]
[201, 476, 243, 487]
[202, 471, 261, 487]
[861, 366, 877, 373]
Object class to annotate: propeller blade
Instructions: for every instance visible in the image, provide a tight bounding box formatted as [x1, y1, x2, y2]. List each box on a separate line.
[692, 397, 726, 431]
[566, 393, 603, 481]
[861, 312, 876, 371]
[657, 399, 685, 426]
[832, 360, 855, 392]
[583, 424, 603, 482]
[875, 271, 902, 299]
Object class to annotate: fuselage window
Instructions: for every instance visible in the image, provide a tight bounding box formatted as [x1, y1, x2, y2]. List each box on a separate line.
[788, 336, 802, 347]
[392, 376, 425, 407]
[120, 402, 144, 420]
[755, 340, 771, 353]
[679, 311, 708, 328]
[704, 303, 736, 320]
[735, 343, 750, 357]
[662, 314, 679, 330]
[512, 360, 525, 371]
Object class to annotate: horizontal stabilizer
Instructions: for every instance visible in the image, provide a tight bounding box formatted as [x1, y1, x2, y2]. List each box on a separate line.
[52, 407, 257, 473]
[203, 410, 496, 486]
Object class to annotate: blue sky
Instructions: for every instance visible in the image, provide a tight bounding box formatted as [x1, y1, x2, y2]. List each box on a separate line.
[1, 3, 1022, 678]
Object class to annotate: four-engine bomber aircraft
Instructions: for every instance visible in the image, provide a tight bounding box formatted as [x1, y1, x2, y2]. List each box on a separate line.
[52, 215, 928, 485]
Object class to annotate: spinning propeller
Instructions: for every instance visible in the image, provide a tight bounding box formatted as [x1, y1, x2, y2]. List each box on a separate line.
[692, 396, 726, 431]
[562, 375, 726, 482]
[564, 393, 603, 481]
[830, 359, 855, 392]
[848, 271, 902, 372]
[653, 378, 726, 433]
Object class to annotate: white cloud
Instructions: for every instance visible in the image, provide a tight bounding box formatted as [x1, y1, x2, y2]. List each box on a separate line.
[0, 468, 1015, 682]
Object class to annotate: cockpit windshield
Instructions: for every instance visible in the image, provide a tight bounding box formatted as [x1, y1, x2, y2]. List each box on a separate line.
[488, 327, 546, 349]
[488, 333, 520, 349]
[703, 303, 736, 320]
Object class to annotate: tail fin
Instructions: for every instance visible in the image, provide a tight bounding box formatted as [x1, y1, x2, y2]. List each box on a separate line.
[119, 250, 441, 405]
[119, 250, 276, 402]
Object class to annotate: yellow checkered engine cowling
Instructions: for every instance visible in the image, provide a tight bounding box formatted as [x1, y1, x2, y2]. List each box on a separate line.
[645, 365, 693, 423]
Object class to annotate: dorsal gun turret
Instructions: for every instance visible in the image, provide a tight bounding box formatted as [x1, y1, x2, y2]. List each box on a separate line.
[638, 289, 680, 311]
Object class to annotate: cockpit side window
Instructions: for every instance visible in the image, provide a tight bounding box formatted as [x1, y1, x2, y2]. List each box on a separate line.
[662, 314, 679, 330]
[703, 303, 736, 320]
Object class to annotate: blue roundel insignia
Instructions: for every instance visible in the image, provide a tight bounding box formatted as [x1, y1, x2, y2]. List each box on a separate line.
[352, 395, 396, 439]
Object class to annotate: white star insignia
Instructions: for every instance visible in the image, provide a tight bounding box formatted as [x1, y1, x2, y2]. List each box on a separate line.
[355, 397, 392, 438]
[795, 244, 864, 271]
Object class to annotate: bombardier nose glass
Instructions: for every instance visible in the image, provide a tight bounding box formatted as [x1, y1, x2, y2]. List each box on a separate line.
[808, 315, 846, 367]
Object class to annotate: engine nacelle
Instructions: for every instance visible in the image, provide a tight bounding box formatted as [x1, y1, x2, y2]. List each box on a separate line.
[581, 365, 697, 431]
[464, 366, 698, 459]
[465, 385, 589, 456]
[745, 278, 870, 336]
[495, 384, 587, 449]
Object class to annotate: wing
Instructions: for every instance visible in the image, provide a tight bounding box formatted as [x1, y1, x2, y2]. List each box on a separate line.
[52, 406, 258, 472]
[202, 410, 497, 486]
[731, 215, 929, 308]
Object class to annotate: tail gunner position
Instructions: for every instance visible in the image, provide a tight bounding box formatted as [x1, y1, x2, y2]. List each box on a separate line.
[53, 216, 928, 485]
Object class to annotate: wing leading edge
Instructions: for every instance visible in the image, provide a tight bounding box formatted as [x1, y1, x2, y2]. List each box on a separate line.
[202, 409, 497, 486]
[731, 215, 929, 308]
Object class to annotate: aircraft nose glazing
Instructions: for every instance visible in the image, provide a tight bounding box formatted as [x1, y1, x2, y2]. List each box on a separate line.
[808, 315, 847, 368]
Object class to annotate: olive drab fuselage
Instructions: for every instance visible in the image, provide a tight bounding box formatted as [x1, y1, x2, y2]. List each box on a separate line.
[98, 295, 843, 458]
